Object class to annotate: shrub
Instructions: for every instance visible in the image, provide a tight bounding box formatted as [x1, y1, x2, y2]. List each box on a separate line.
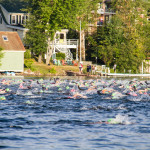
[24, 59, 36, 72]
[83, 68, 87, 74]
[24, 49, 31, 59]
[49, 67, 56, 74]
[56, 52, 65, 60]
[24, 59, 33, 68]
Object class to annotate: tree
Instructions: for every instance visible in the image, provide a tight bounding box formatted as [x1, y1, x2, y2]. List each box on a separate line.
[111, 0, 150, 72]
[24, 0, 99, 64]
[24, 15, 48, 63]
[88, 0, 150, 73]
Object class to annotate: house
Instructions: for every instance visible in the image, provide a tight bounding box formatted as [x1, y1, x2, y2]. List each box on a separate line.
[80, 0, 115, 61]
[88, 0, 115, 34]
[0, 31, 26, 72]
[0, 1, 79, 62]
[0, 0, 28, 41]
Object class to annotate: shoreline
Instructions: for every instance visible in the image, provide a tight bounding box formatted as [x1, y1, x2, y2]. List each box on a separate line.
[1, 71, 150, 79]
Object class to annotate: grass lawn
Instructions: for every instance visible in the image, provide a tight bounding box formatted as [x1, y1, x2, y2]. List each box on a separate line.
[24, 59, 81, 76]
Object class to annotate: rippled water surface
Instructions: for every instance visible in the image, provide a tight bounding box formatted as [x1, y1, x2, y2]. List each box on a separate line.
[0, 77, 150, 150]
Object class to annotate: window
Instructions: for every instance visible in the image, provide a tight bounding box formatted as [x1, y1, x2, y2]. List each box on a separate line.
[16, 15, 18, 24]
[60, 34, 64, 39]
[10, 15, 12, 24]
[2, 35, 8, 41]
[12, 16, 16, 24]
[22, 16, 24, 24]
[19, 15, 21, 24]
[0, 14, 2, 24]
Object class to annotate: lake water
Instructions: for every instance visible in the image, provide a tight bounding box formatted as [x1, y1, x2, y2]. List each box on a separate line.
[0, 77, 150, 150]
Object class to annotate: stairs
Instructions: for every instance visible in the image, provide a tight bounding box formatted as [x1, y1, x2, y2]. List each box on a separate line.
[55, 46, 73, 61]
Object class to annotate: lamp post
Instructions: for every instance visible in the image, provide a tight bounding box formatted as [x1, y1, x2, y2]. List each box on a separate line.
[80, 19, 82, 63]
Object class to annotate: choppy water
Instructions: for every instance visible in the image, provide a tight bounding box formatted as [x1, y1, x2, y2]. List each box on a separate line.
[0, 77, 150, 150]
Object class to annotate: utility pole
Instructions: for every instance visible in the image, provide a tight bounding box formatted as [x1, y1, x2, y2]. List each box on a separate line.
[80, 19, 82, 62]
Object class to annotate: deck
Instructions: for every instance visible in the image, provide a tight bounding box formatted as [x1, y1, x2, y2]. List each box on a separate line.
[96, 71, 150, 77]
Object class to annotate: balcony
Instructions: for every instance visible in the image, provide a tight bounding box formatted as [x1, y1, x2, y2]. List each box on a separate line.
[97, 8, 115, 14]
[105, 8, 115, 14]
[51, 39, 78, 49]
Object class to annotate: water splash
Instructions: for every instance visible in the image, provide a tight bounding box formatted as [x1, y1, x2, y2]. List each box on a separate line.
[108, 114, 132, 125]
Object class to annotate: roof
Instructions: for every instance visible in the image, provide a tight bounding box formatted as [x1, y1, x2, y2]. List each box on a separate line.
[0, 0, 27, 13]
[0, 5, 25, 28]
[0, 32, 25, 51]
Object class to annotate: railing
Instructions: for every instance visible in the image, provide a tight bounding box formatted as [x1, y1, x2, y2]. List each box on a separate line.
[55, 46, 73, 60]
[54, 39, 78, 46]
[66, 39, 78, 46]
[50, 39, 78, 60]
[97, 8, 115, 14]
[97, 9, 104, 14]
[105, 9, 115, 14]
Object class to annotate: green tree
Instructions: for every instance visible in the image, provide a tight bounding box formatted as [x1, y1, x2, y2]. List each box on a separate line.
[24, 0, 99, 64]
[24, 15, 48, 63]
[111, 0, 150, 72]
[88, 0, 150, 73]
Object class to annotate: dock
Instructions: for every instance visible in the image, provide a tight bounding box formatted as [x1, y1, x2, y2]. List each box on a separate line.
[96, 71, 150, 77]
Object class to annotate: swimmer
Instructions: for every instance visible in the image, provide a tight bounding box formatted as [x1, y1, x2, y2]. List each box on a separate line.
[71, 93, 87, 99]
[0, 89, 6, 94]
[86, 118, 129, 125]
[58, 93, 87, 99]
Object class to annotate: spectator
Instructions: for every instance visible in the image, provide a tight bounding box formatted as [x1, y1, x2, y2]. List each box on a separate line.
[87, 64, 90, 76]
[89, 65, 92, 75]
[92, 65, 95, 75]
[79, 62, 83, 74]
[113, 64, 117, 73]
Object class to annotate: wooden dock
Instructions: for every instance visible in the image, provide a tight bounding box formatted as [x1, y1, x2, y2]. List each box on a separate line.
[96, 71, 150, 77]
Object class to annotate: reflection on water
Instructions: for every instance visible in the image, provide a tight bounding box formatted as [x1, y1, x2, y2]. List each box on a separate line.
[0, 77, 150, 150]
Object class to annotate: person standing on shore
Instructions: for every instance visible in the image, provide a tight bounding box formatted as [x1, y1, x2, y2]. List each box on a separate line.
[89, 65, 92, 75]
[113, 64, 117, 73]
[79, 62, 83, 74]
[87, 64, 90, 76]
[92, 65, 96, 75]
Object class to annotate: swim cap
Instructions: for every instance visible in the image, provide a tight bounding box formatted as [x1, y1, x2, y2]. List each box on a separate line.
[107, 118, 113, 122]
[107, 118, 119, 124]
[58, 88, 62, 91]
[5, 88, 10, 92]
[112, 92, 116, 96]
[70, 89, 75, 92]
[66, 86, 70, 90]
[85, 83, 89, 86]
[0, 96, 6, 100]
